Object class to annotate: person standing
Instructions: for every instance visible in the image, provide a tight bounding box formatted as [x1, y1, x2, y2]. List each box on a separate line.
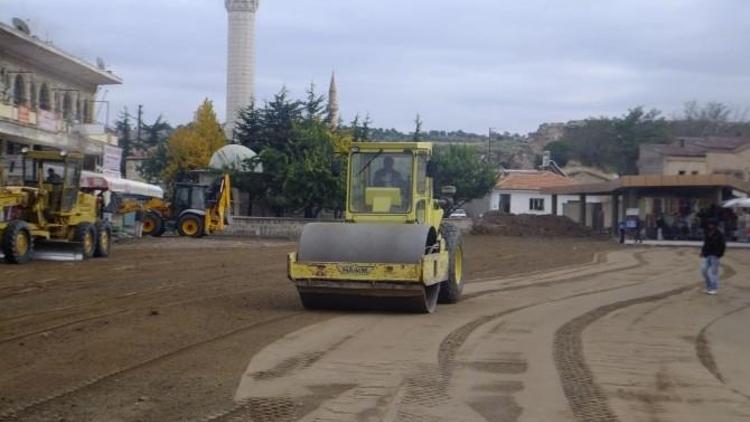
[700, 219, 726, 295]
[134, 209, 144, 238]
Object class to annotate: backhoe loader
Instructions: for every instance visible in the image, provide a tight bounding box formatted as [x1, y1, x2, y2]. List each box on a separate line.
[136, 174, 232, 238]
[0, 150, 111, 264]
[287, 142, 463, 313]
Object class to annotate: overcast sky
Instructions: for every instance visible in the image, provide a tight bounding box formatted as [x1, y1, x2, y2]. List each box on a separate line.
[2, 0, 749, 134]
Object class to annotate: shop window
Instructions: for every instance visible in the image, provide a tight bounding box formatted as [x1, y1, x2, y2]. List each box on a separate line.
[529, 198, 545, 211]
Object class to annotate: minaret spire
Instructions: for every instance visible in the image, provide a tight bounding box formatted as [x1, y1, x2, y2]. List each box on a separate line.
[225, 0, 260, 140]
[326, 71, 339, 129]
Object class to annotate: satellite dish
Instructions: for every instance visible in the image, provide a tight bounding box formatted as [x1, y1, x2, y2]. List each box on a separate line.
[96, 57, 107, 70]
[12, 18, 31, 35]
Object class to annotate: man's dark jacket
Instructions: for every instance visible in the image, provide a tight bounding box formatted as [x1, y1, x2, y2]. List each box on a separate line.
[702, 229, 726, 258]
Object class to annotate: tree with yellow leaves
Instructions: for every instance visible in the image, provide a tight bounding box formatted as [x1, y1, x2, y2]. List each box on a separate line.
[163, 99, 226, 182]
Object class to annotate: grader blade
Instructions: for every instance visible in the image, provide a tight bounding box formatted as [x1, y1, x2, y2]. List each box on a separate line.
[33, 241, 85, 261]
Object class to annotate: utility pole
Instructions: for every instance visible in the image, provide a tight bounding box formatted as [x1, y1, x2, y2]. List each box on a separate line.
[137, 104, 143, 145]
[488, 127, 496, 163]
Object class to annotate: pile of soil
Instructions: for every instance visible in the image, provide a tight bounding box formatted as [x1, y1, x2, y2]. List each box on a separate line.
[472, 211, 601, 238]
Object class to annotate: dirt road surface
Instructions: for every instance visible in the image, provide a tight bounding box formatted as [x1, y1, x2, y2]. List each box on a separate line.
[1, 235, 749, 421]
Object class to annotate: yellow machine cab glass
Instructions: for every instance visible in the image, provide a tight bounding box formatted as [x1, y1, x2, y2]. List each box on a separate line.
[349, 151, 413, 214]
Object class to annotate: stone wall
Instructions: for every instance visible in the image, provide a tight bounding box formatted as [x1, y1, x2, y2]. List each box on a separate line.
[221, 217, 473, 239]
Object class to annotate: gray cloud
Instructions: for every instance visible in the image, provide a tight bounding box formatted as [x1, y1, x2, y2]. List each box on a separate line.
[2, 0, 749, 133]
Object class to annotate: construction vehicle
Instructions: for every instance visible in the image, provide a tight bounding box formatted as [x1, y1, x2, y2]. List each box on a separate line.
[136, 174, 232, 238]
[0, 149, 112, 264]
[287, 142, 463, 313]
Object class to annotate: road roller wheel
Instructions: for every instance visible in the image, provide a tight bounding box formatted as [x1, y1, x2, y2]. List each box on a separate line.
[438, 223, 464, 304]
[1, 220, 34, 264]
[298, 291, 327, 310]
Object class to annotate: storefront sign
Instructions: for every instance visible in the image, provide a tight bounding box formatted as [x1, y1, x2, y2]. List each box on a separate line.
[16, 106, 30, 124]
[38, 109, 59, 132]
[625, 208, 640, 216]
[103, 145, 122, 178]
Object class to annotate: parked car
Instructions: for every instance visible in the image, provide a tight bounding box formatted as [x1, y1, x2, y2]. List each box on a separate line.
[449, 208, 468, 218]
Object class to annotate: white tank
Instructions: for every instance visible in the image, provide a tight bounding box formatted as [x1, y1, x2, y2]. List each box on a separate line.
[209, 144, 262, 172]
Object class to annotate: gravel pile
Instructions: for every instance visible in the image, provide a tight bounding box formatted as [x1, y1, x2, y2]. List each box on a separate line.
[472, 212, 600, 238]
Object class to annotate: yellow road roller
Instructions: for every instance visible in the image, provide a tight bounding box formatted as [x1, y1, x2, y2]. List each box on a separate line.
[287, 142, 463, 313]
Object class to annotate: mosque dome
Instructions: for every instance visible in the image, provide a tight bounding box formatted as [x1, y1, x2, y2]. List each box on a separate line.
[209, 144, 262, 172]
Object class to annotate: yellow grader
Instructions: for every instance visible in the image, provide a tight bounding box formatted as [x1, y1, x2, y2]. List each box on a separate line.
[133, 174, 232, 238]
[0, 150, 111, 264]
[287, 142, 463, 313]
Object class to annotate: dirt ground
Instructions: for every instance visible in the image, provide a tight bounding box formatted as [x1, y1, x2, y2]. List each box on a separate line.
[0, 235, 612, 421]
[1, 235, 749, 421]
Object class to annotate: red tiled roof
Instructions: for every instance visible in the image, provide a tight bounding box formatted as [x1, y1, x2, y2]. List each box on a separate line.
[496, 170, 578, 190]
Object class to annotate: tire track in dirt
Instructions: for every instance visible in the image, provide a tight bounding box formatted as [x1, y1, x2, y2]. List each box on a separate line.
[0, 312, 304, 421]
[553, 285, 694, 422]
[0, 273, 290, 345]
[466, 250, 609, 285]
[392, 281, 645, 419]
[203, 333, 360, 422]
[463, 251, 647, 301]
[200, 250, 645, 421]
[695, 303, 750, 401]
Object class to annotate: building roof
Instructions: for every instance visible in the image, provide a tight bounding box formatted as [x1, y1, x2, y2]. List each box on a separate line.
[542, 174, 750, 196]
[496, 170, 578, 191]
[561, 163, 616, 182]
[0, 21, 122, 86]
[641, 136, 750, 158]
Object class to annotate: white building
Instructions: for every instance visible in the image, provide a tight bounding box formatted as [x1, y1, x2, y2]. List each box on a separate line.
[491, 170, 580, 215]
[0, 19, 122, 183]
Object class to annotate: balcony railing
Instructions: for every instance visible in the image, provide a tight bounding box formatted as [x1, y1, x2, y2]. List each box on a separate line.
[0, 101, 116, 146]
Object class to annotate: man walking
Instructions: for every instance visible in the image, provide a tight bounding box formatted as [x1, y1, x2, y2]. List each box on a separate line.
[701, 219, 726, 295]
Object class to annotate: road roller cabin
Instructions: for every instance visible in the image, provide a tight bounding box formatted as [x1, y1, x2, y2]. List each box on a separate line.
[287, 142, 464, 313]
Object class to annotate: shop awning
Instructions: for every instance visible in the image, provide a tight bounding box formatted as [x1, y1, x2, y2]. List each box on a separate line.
[542, 174, 750, 196]
[80, 171, 163, 198]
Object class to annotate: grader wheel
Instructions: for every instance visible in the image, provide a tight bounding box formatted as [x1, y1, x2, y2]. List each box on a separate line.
[74, 223, 97, 259]
[94, 222, 112, 258]
[1, 220, 34, 264]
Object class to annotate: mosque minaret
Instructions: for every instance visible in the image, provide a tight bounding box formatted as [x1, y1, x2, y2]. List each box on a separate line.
[224, 0, 259, 139]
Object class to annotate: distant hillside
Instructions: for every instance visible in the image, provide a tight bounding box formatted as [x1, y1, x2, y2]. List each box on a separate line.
[362, 126, 540, 170]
